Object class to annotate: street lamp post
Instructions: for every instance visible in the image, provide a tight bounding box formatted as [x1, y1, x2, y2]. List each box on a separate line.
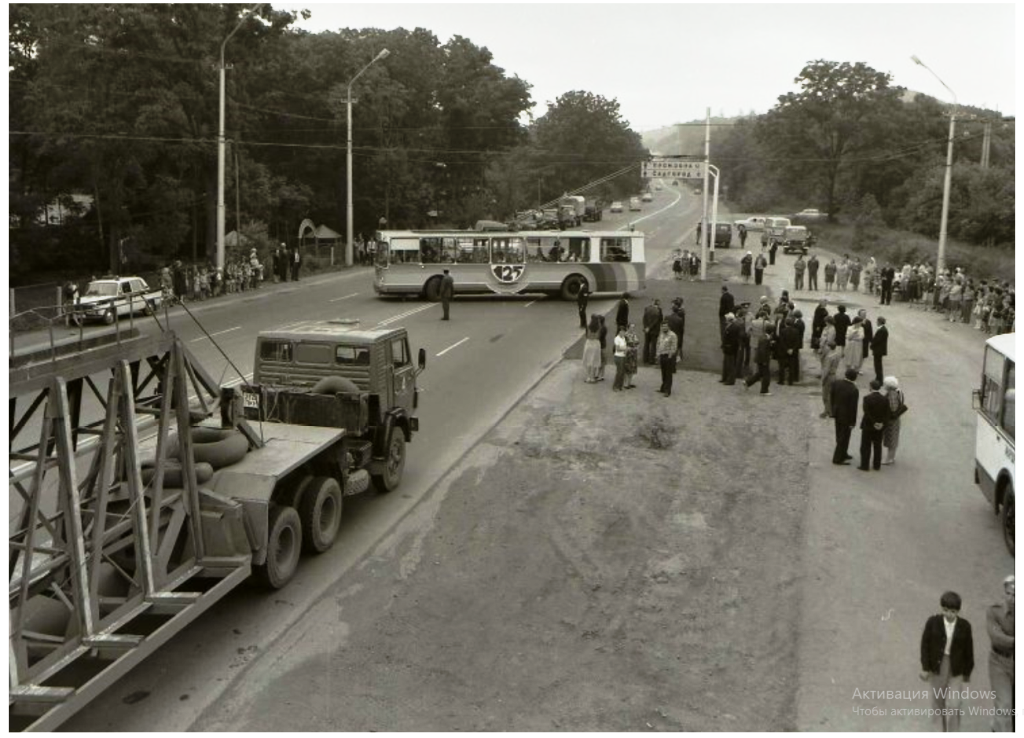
[217, 4, 262, 274]
[346, 49, 390, 268]
[911, 55, 958, 276]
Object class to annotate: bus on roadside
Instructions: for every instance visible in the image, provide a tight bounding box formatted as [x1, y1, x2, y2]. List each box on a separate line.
[372, 229, 645, 301]
[973, 332, 1015, 554]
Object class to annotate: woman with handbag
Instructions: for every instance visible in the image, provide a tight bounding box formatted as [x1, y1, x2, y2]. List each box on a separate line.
[882, 376, 906, 465]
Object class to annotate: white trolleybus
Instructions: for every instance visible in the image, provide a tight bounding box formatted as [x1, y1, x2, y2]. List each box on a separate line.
[372, 229, 645, 301]
[973, 332, 1015, 554]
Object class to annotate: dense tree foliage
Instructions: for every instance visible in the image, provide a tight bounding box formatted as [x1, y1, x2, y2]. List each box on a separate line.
[8, 12, 1014, 283]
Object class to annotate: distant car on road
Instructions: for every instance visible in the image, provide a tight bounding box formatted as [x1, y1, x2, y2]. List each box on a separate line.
[609, 201, 623, 213]
[734, 216, 768, 231]
[641, 192, 653, 202]
[72, 276, 162, 326]
[714, 222, 733, 248]
[629, 197, 642, 212]
[792, 208, 828, 224]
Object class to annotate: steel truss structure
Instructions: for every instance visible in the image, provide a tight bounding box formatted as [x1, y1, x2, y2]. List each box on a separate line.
[9, 332, 251, 731]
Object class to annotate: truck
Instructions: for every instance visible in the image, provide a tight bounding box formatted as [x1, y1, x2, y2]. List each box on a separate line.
[780, 225, 811, 254]
[557, 194, 586, 228]
[761, 216, 792, 249]
[583, 197, 604, 222]
[8, 320, 425, 730]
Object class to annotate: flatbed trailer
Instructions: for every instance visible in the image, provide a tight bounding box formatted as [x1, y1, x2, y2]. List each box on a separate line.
[8, 327, 410, 730]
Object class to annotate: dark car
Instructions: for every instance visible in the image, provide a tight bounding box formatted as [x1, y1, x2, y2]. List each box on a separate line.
[714, 222, 732, 248]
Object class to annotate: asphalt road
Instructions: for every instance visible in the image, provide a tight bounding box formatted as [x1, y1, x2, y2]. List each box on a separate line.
[56, 186, 703, 731]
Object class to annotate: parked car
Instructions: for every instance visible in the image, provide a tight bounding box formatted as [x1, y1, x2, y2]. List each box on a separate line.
[72, 276, 162, 326]
[714, 222, 733, 248]
[641, 192, 653, 202]
[795, 208, 826, 220]
[733, 216, 768, 231]
[609, 201, 624, 213]
[629, 197, 642, 212]
[781, 225, 811, 254]
[761, 216, 792, 248]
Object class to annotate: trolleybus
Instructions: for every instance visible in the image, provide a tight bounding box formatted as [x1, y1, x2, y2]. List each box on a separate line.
[974, 332, 1015, 554]
[372, 229, 645, 301]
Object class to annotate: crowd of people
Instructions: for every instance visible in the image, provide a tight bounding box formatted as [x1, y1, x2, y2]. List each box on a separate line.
[157, 244, 304, 305]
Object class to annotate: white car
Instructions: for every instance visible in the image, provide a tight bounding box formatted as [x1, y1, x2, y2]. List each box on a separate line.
[629, 197, 642, 212]
[641, 192, 653, 202]
[72, 276, 162, 326]
[609, 201, 623, 213]
[733, 216, 768, 231]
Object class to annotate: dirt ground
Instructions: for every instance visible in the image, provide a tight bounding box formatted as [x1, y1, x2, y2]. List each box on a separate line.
[196, 279, 816, 731]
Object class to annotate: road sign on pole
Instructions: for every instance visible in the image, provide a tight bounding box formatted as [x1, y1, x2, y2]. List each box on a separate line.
[641, 157, 704, 180]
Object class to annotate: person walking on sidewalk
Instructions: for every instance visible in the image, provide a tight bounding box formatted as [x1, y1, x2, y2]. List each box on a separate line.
[986, 574, 1014, 732]
[919, 591, 975, 733]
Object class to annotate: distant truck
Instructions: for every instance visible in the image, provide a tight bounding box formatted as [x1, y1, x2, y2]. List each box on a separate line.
[761, 216, 792, 249]
[781, 225, 811, 254]
[583, 197, 604, 222]
[713, 222, 732, 248]
[558, 195, 586, 228]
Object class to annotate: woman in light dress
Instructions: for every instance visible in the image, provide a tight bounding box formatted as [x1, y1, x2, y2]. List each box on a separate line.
[582, 314, 603, 383]
[843, 317, 865, 373]
[882, 376, 904, 464]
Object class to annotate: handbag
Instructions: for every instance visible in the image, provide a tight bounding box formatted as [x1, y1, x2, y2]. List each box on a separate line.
[894, 391, 909, 418]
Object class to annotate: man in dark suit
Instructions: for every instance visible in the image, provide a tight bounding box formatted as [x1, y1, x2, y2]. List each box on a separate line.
[642, 299, 663, 365]
[576, 284, 589, 329]
[920, 591, 975, 732]
[830, 368, 859, 464]
[615, 294, 629, 333]
[858, 379, 889, 470]
[667, 299, 686, 363]
[439, 268, 455, 320]
[719, 313, 741, 385]
[778, 317, 801, 385]
[718, 286, 735, 341]
[811, 299, 829, 349]
[870, 317, 888, 385]
[833, 304, 851, 348]
[880, 264, 896, 305]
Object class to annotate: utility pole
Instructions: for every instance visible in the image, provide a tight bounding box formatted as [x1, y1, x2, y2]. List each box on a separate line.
[980, 120, 992, 169]
[700, 108, 710, 280]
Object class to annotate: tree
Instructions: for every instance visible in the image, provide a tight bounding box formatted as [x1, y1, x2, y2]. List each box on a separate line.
[756, 60, 905, 221]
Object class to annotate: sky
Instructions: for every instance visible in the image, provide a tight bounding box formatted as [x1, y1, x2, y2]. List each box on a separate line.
[275, 2, 1017, 132]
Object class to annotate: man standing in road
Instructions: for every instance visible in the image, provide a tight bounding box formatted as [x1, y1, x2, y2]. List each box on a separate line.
[778, 317, 801, 386]
[807, 252, 820, 291]
[656, 321, 678, 397]
[718, 286, 735, 340]
[744, 324, 776, 395]
[576, 284, 589, 329]
[720, 313, 741, 385]
[830, 368, 859, 464]
[754, 252, 767, 286]
[642, 299, 664, 365]
[738, 224, 748, 248]
[615, 294, 630, 333]
[793, 254, 806, 291]
[986, 574, 1014, 732]
[439, 268, 455, 320]
[811, 298, 829, 350]
[870, 316, 888, 385]
[769, 239, 778, 266]
[920, 591, 974, 732]
[880, 263, 896, 305]
[833, 304, 851, 348]
[667, 298, 685, 364]
[858, 379, 889, 471]
[291, 247, 302, 281]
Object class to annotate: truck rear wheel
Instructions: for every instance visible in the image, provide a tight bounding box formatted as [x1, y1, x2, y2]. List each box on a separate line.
[373, 429, 406, 493]
[424, 277, 442, 302]
[299, 476, 342, 554]
[254, 504, 302, 589]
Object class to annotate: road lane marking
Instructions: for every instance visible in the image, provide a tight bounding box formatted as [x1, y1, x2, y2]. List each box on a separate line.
[436, 337, 469, 357]
[329, 292, 360, 302]
[190, 326, 241, 342]
[620, 190, 683, 229]
[377, 303, 435, 327]
[523, 300, 538, 308]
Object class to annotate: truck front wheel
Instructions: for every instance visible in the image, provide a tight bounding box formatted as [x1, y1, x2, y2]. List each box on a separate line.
[373, 429, 406, 493]
[254, 504, 302, 589]
[299, 476, 342, 554]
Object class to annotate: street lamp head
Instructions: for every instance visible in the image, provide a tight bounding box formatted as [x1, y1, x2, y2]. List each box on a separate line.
[376, 48, 390, 61]
[910, 54, 924, 66]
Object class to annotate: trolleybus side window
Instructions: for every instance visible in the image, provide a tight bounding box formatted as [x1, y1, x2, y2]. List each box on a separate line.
[600, 237, 632, 262]
[440, 237, 458, 263]
[1002, 365, 1015, 439]
[490, 237, 524, 264]
[526, 236, 567, 262]
[566, 237, 590, 262]
[981, 346, 1005, 423]
[458, 237, 489, 264]
[390, 238, 419, 264]
[420, 237, 443, 264]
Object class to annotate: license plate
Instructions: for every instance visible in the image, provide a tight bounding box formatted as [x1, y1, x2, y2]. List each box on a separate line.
[242, 392, 259, 409]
